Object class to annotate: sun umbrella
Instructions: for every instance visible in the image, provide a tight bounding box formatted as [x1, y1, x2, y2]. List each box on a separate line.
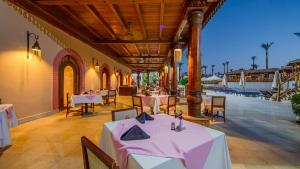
[239, 71, 246, 89]
[222, 74, 228, 87]
[272, 71, 281, 89]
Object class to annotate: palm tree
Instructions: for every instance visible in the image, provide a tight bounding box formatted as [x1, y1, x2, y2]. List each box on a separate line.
[251, 56, 256, 70]
[222, 62, 226, 74]
[211, 64, 215, 75]
[225, 61, 229, 73]
[202, 65, 207, 76]
[294, 32, 300, 37]
[261, 42, 274, 69]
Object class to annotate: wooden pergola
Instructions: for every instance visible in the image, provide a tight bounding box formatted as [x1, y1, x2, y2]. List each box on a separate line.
[10, 0, 224, 117]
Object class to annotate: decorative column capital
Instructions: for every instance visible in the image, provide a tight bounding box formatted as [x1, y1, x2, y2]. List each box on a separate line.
[188, 10, 204, 24]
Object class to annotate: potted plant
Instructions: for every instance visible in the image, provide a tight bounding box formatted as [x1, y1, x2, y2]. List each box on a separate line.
[291, 93, 300, 122]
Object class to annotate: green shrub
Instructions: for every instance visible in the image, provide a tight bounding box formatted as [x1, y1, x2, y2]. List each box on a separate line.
[180, 78, 188, 85]
[291, 93, 300, 116]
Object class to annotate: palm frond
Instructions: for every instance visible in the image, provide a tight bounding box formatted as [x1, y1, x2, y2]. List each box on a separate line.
[294, 32, 300, 37]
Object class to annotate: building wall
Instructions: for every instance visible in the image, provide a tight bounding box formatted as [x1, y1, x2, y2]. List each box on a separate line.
[0, 0, 131, 119]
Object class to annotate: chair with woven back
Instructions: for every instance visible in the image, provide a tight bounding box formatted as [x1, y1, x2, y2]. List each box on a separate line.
[106, 90, 117, 105]
[111, 107, 138, 121]
[81, 136, 117, 169]
[160, 95, 176, 115]
[66, 92, 83, 118]
[210, 96, 226, 122]
[132, 96, 151, 114]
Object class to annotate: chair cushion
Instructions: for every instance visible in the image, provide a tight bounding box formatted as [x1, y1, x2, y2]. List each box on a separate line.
[113, 109, 137, 121]
[87, 149, 110, 169]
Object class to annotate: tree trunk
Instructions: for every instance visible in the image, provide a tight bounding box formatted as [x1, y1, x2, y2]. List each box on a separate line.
[266, 50, 269, 69]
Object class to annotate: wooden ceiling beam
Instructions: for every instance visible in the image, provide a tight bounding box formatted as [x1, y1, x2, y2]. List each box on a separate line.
[135, 3, 147, 39]
[95, 40, 181, 44]
[58, 5, 102, 39]
[128, 63, 164, 65]
[134, 45, 141, 55]
[159, 0, 165, 39]
[85, 5, 116, 39]
[120, 55, 167, 58]
[147, 44, 150, 55]
[122, 45, 131, 56]
[109, 3, 128, 33]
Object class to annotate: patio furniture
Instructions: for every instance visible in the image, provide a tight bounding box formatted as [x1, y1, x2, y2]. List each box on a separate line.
[0, 104, 18, 148]
[81, 136, 117, 169]
[160, 95, 176, 115]
[141, 95, 168, 114]
[70, 94, 103, 115]
[99, 114, 232, 169]
[66, 92, 83, 117]
[132, 96, 151, 114]
[210, 96, 226, 122]
[106, 90, 117, 105]
[111, 108, 138, 121]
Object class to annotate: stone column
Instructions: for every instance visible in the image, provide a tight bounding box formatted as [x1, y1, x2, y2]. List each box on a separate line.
[187, 10, 203, 117]
[171, 55, 177, 95]
[137, 72, 140, 88]
[147, 71, 150, 86]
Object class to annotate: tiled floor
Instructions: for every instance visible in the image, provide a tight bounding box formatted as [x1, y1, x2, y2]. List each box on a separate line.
[1, 95, 300, 169]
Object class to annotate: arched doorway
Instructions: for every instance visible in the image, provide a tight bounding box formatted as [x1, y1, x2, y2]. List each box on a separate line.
[58, 56, 80, 110]
[53, 48, 85, 110]
[102, 67, 109, 89]
[119, 72, 123, 86]
[100, 63, 111, 90]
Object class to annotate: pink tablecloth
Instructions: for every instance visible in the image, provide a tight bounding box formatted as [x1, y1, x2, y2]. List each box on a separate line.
[111, 114, 213, 169]
[141, 95, 168, 114]
[0, 104, 18, 148]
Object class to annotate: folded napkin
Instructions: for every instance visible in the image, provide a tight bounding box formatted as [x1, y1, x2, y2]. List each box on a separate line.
[136, 112, 154, 124]
[120, 125, 150, 141]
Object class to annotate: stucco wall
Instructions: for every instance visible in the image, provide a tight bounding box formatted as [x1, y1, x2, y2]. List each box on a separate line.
[0, 0, 131, 119]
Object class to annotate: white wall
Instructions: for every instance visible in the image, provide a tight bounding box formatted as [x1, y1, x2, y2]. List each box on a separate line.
[0, 0, 131, 119]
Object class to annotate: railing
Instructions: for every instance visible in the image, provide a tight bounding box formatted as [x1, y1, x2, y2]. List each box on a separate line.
[276, 71, 300, 101]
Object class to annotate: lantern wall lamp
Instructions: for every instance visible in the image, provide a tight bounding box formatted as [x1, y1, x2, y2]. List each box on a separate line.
[27, 31, 41, 59]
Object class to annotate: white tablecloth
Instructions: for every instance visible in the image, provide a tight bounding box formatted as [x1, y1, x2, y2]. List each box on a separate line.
[100, 115, 232, 169]
[141, 95, 168, 114]
[0, 104, 18, 148]
[149, 90, 160, 95]
[70, 94, 104, 107]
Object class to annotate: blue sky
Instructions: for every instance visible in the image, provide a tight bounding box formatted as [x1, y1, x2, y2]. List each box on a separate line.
[182, 0, 300, 74]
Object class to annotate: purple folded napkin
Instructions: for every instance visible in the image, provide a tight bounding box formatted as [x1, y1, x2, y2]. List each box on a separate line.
[136, 112, 154, 124]
[120, 125, 150, 141]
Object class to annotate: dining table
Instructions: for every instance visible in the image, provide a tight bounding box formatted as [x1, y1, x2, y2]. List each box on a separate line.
[100, 114, 231, 169]
[70, 94, 104, 114]
[140, 94, 168, 114]
[0, 104, 18, 148]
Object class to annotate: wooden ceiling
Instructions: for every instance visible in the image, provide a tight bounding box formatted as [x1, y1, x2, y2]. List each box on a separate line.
[9, 0, 224, 72]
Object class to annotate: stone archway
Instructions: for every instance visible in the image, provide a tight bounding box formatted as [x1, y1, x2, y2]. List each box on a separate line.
[53, 48, 85, 110]
[100, 63, 111, 89]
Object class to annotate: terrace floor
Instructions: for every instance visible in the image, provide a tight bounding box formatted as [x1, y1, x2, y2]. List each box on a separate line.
[0, 93, 300, 169]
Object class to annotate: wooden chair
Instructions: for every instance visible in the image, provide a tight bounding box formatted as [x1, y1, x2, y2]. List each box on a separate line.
[81, 136, 117, 169]
[132, 96, 151, 114]
[0, 98, 2, 104]
[106, 90, 117, 105]
[66, 93, 83, 118]
[210, 96, 226, 122]
[112, 108, 138, 121]
[160, 95, 176, 115]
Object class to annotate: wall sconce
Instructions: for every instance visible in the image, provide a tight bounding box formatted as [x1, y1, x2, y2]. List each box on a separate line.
[164, 65, 168, 74]
[174, 48, 182, 64]
[27, 31, 41, 59]
[92, 58, 100, 71]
